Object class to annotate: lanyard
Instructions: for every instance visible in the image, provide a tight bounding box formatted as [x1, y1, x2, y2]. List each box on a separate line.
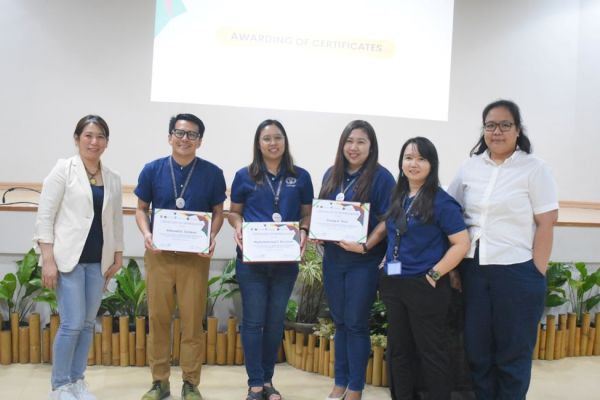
[392, 193, 419, 261]
[264, 173, 284, 213]
[338, 177, 358, 200]
[169, 156, 197, 209]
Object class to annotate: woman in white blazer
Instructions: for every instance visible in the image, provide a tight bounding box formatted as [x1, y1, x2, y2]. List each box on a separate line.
[34, 115, 124, 400]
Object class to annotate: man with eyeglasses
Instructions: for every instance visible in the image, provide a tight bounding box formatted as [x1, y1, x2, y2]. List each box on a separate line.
[134, 113, 227, 400]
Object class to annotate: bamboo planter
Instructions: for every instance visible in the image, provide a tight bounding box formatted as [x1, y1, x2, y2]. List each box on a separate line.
[533, 312, 600, 360]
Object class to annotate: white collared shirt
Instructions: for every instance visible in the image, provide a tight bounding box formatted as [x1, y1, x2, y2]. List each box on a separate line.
[447, 150, 558, 265]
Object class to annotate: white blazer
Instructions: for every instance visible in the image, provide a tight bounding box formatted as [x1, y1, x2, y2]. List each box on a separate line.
[33, 155, 124, 274]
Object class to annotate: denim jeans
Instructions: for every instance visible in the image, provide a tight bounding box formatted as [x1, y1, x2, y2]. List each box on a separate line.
[460, 255, 546, 400]
[236, 259, 298, 388]
[322, 255, 380, 391]
[52, 262, 104, 389]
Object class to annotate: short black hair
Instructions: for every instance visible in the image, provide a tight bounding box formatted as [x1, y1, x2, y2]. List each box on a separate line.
[169, 113, 205, 138]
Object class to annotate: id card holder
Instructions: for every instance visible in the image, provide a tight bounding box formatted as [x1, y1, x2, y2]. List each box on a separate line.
[386, 261, 402, 276]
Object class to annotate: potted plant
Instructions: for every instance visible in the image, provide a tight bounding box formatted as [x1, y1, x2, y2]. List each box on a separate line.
[206, 258, 240, 318]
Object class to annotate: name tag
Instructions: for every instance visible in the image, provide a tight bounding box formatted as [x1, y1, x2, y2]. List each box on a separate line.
[387, 261, 402, 276]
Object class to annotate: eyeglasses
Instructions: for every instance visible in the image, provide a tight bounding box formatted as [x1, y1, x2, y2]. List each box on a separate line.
[484, 121, 515, 132]
[171, 129, 201, 140]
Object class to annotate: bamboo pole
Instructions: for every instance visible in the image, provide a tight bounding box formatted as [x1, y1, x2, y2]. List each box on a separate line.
[372, 346, 384, 386]
[94, 332, 102, 366]
[554, 330, 562, 360]
[382, 358, 388, 387]
[129, 332, 136, 366]
[172, 317, 181, 365]
[1, 330, 11, 364]
[295, 332, 305, 369]
[112, 332, 120, 366]
[558, 314, 567, 359]
[586, 327, 595, 356]
[595, 313, 600, 356]
[313, 335, 320, 372]
[87, 335, 95, 365]
[366, 357, 373, 384]
[202, 331, 207, 364]
[206, 317, 217, 365]
[216, 332, 227, 365]
[42, 328, 50, 363]
[532, 323, 541, 360]
[235, 332, 244, 365]
[306, 334, 316, 373]
[119, 316, 129, 367]
[19, 326, 29, 363]
[101, 315, 112, 365]
[545, 315, 556, 360]
[226, 317, 237, 365]
[323, 350, 330, 376]
[575, 328, 581, 356]
[146, 334, 150, 366]
[539, 328, 546, 360]
[318, 337, 328, 375]
[277, 342, 284, 363]
[567, 313, 577, 356]
[29, 313, 41, 364]
[329, 339, 335, 378]
[49, 314, 60, 362]
[301, 346, 308, 371]
[581, 313, 591, 356]
[135, 316, 146, 367]
[10, 312, 19, 363]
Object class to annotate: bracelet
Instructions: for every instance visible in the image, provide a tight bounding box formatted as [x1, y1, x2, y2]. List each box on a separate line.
[300, 227, 309, 234]
[361, 243, 369, 254]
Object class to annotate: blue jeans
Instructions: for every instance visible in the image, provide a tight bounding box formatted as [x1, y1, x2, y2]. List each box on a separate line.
[236, 259, 298, 388]
[323, 255, 380, 391]
[52, 263, 104, 389]
[460, 255, 546, 400]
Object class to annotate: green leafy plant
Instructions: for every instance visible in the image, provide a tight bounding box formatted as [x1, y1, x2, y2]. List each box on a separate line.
[34, 287, 58, 315]
[369, 296, 388, 335]
[0, 248, 44, 322]
[100, 259, 147, 319]
[313, 317, 335, 340]
[370, 333, 387, 349]
[545, 262, 570, 308]
[207, 258, 239, 317]
[286, 299, 298, 322]
[293, 242, 326, 323]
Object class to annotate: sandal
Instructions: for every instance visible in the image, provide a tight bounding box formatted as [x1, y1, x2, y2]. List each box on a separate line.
[263, 385, 282, 400]
[246, 388, 264, 400]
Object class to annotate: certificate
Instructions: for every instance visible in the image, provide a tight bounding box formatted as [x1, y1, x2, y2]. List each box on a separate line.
[152, 208, 212, 253]
[309, 199, 370, 243]
[242, 222, 301, 263]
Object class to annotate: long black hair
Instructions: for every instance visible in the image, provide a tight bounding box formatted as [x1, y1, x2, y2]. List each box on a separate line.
[470, 99, 532, 156]
[319, 120, 380, 203]
[385, 137, 440, 224]
[248, 119, 296, 183]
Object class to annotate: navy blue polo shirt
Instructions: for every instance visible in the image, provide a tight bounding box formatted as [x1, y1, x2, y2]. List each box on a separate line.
[230, 166, 314, 223]
[384, 188, 466, 276]
[321, 164, 395, 263]
[134, 156, 227, 228]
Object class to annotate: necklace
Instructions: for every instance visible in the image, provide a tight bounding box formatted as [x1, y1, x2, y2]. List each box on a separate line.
[169, 156, 198, 209]
[83, 163, 100, 185]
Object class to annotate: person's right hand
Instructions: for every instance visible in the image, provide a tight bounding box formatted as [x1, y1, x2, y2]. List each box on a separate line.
[42, 260, 59, 289]
[144, 232, 161, 253]
[233, 226, 243, 250]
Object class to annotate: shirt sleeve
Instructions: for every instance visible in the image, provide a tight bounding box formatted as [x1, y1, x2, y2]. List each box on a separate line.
[528, 161, 559, 214]
[230, 170, 247, 204]
[134, 163, 154, 204]
[33, 159, 68, 245]
[436, 194, 467, 236]
[210, 168, 228, 207]
[300, 170, 315, 204]
[371, 167, 396, 218]
[446, 161, 466, 207]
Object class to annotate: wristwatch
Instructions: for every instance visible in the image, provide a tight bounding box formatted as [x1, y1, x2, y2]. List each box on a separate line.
[427, 268, 441, 282]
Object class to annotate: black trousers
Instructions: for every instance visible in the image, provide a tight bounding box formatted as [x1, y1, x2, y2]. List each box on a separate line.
[380, 273, 452, 400]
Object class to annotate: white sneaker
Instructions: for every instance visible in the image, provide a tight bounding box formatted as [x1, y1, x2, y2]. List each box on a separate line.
[49, 384, 78, 400]
[71, 379, 97, 400]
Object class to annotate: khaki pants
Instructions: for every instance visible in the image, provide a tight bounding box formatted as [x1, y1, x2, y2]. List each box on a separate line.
[145, 250, 209, 385]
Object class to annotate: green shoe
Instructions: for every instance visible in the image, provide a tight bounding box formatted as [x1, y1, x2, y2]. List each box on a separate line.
[141, 381, 170, 400]
[182, 380, 203, 400]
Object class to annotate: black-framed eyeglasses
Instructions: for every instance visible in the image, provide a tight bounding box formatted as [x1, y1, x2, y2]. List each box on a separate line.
[484, 121, 515, 132]
[171, 129, 201, 141]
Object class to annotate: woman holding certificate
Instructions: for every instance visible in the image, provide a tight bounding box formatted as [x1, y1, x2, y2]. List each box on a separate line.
[349, 137, 470, 399]
[34, 115, 123, 400]
[319, 120, 395, 400]
[228, 119, 314, 400]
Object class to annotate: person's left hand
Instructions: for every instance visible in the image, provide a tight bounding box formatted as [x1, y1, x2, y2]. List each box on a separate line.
[337, 240, 362, 254]
[103, 263, 122, 291]
[425, 274, 437, 288]
[199, 237, 216, 258]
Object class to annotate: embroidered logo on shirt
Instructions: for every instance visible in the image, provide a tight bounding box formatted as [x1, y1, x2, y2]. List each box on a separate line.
[285, 177, 297, 187]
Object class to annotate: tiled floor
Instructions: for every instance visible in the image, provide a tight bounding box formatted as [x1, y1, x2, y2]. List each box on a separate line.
[0, 358, 599, 399]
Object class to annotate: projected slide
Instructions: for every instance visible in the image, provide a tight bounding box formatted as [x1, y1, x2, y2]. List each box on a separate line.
[151, 0, 454, 121]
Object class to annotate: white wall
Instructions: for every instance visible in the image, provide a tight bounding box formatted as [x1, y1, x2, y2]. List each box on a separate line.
[0, 0, 599, 201]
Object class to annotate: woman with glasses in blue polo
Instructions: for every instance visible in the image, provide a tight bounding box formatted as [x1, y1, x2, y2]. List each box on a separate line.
[319, 120, 395, 400]
[228, 119, 313, 400]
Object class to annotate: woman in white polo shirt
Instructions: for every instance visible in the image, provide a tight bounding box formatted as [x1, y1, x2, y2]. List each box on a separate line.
[448, 100, 558, 400]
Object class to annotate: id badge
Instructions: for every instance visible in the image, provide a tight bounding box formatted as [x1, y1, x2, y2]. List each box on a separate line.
[387, 261, 402, 276]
